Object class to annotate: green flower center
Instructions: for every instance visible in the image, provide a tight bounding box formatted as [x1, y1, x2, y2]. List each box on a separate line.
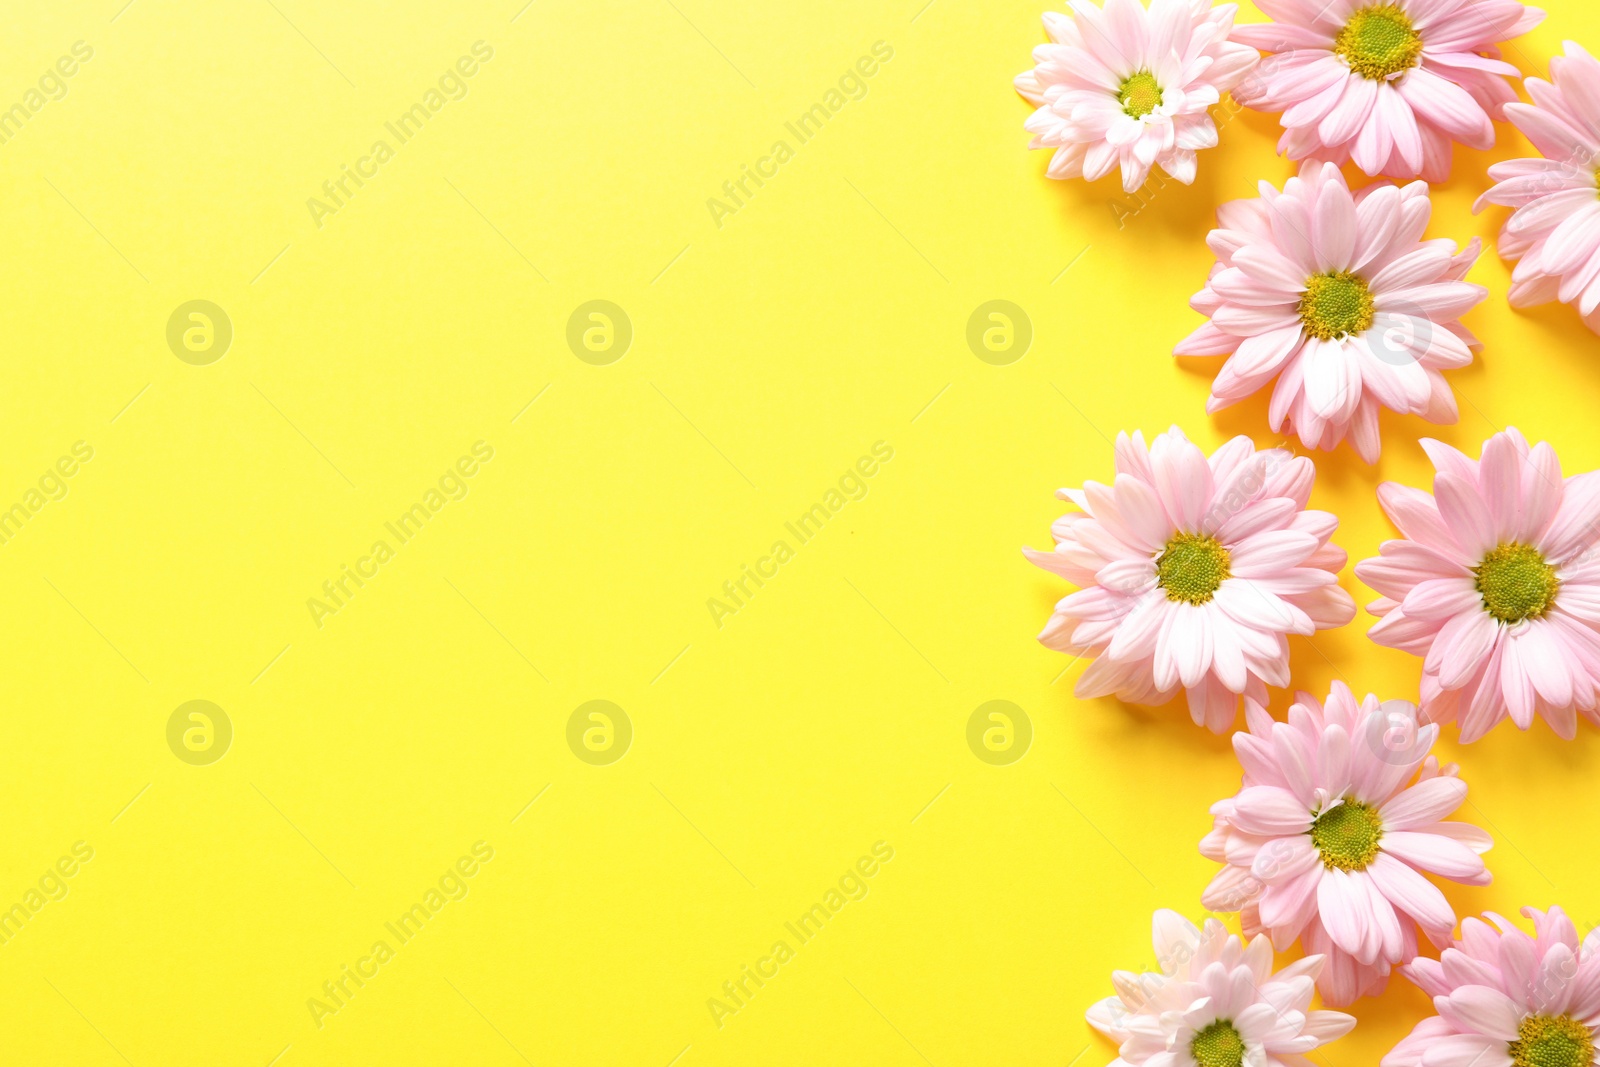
[1309, 799, 1383, 871]
[1509, 1014, 1594, 1067]
[1476, 542, 1560, 623]
[1334, 4, 1424, 80]
[1118, 70, 1163, 119]
[1156, 533, 1231, 605]
[1191, 1021, 1245, 1067]
[1299, 271, 1375, 341]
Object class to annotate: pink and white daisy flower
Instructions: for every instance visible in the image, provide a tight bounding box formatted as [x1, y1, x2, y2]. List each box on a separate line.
[1026, 426, 1355, 733]
[1088, 909, 1357, 1067]
[1231, 0, 1544, 182]
[1200, 684, 1493, 1008]
[1475, 43, 1600, 335]
[1385, 906, 1600, 1067]
[1175, 161, 1487, 463]
[1015, 0, 1259, 193]
[1356, 429, 1600, 742]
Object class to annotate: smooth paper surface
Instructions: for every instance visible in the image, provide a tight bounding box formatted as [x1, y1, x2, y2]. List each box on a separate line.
[1, 1, 1597, 1063]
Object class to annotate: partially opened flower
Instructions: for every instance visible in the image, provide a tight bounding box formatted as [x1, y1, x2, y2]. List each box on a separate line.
[1231, 0, 1544, 182]
[1356, 429, 1600, 741]
[1385, 906, 1600, 1067]
[1026, 426, 1355, 732]
[1015, 0, 1259, 193]
[1476, 43, 1600, 335]
[1088, 909, 1356, 1067]
[1201, 684, 1493, 1007]
[1176, 161, 1486, 463]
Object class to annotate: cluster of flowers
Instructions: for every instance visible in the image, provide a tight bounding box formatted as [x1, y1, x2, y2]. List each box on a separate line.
[1018, 1, 1600, 1065]
[1098, 903, 1600, 1067]
[1020, 0, 1600, 457]
[1032, 426, 1600, 739]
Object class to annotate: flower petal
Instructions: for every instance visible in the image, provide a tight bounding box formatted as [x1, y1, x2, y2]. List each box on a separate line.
[1380, 777, 1468, 830]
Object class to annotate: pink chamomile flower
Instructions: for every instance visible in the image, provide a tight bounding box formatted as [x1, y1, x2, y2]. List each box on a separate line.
[1385, 906, 1600, 1067]
[1015, 0, 1259, 193]
[1231, 0, 1544, 182]
[1087, 909, 1356, 1067]
[1356, 429, 1600, 741]
[1025, 426, 1355, 733]
[1175, 160, 1486, 463]
[1475, 43, 1600, 335]
[1200, 684, 1493, 1008]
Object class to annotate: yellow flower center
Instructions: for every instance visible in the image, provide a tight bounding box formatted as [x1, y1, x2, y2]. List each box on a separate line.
[1299, 271, 1375, 341]
[1118, 71, 1163, 119]
[1156, 533, 1231, 605]
[1191, 1021, 1245, 1067]
[1476, 542, 1560, 623]
[1335, 4, 1424, 80]
[1309, 799, 1383, 871]
[1509, 1015, 1594, 1067]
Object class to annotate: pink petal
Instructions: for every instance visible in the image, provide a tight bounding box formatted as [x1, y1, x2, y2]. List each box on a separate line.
[1215, 580, 1311, 635]
[1542, 470, 1600, 562]
[1398, 66, 1493, 143]
[1234, 244, 1313, 293]
[1152, 432, 1212, 531]
[1320, 74, 1379, 150]
[1514, 622, 1574, 709]
[1400, 577, 1482, 621]
[1367, 851, 1456, 933]
[1435, 984, 1522, 1042]
[1418, 1034, 1512, 1067]
[1375, 483, 1470, 563]
[1505, 101, 1595, 167]
[1152, 908, 1201, 973]
[1433, 472, 1496, 558]
[1380, 777, 1468, 829]
[1230, 530, 1321, 575]
[1258, 866, 1322, 933]
[1316, 867, 1370, 959]
[1519, 442, 1565, 543]
[1352, 184, 1403, 271]
[1314, 177, 1357, 270]
[1499, 632, 1537, 729]
[1382, 830, 1489, 882]
[1566, 957, 1600, 1023]
[1477, 431, 1525, 541]
[1375, 282, 1487, 320]
[1231, 785, 1315, 835]
[1429, 609, 1502, 691]
[1534, 942, 1578, 1016]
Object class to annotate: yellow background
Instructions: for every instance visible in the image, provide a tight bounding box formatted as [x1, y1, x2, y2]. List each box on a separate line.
[2, 0, 1598, 1063]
